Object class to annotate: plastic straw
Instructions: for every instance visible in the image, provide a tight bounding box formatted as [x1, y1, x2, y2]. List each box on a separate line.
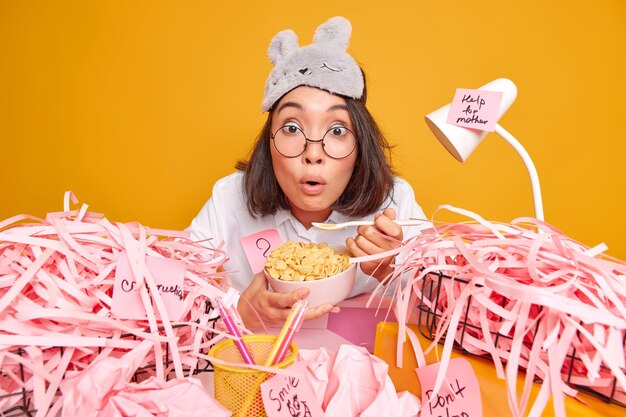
[271, 300, 307, 365]
[216, 299, 255, 365]
[238, 300, 307, 417]
[264, 299, 307, 367]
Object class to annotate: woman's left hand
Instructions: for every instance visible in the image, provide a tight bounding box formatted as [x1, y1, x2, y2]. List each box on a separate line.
[237, 272, 340, 330]
[345, 207, 402, 281]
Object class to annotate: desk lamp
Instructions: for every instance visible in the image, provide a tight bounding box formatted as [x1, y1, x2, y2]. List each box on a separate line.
[424, 78, 544, 221]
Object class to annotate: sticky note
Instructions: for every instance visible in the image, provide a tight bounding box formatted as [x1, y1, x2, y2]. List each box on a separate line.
[261, 362, 325, 417]
[416, 357, 482, 417]
[240, 229, 283, 274]
[447, 88, 503, 132]
[111, 253, 185, 321]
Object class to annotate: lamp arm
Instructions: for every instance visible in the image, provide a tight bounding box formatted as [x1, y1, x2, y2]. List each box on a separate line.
[493, 124, 545, 221]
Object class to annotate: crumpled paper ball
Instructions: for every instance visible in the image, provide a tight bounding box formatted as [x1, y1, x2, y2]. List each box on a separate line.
[298, 344, 420, 416]
[60, 341, 231, 417]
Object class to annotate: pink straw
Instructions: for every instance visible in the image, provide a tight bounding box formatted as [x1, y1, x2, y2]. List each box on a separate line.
[216, 299, 255, 365]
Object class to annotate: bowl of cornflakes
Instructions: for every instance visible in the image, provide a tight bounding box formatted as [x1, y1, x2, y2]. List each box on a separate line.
[264, 241, 357, 308]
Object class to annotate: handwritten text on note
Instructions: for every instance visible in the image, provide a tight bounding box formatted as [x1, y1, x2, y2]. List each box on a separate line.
[261, 362, 325, 417]
[111, 253, 185, 321]
[447, 88, 503, 132]
[241, 229, 283, 274]
[416, 357, 482, 417]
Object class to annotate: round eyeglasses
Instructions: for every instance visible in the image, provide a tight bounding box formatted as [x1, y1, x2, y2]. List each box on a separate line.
[270, 124, 357, 159]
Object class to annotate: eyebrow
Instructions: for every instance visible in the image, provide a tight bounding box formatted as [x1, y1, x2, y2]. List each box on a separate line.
[276, 101, 349, 114]
[327, 104, 348, 112]
[276, 101, 302, 113]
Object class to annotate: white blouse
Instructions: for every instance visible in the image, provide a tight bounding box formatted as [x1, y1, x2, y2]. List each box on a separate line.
[186, 171, 427, 297]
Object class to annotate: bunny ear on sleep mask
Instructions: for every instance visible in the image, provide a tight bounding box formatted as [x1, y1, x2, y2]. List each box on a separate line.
[261, 16, 364, 113]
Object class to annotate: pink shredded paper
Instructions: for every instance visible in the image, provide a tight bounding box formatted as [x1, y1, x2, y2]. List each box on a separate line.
[0, 192, 231, 416]
[355, 205, 626, 417]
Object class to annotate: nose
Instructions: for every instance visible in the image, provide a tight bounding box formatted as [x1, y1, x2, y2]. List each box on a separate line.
[302, 138, 325, 165]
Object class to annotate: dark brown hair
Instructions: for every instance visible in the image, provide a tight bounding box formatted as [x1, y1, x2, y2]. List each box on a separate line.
[235, 75, 396, 218]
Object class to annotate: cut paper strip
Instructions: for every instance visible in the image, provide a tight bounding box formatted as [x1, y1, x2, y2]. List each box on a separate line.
[351, 204, 626, 417]
[0, 192, 232, 416]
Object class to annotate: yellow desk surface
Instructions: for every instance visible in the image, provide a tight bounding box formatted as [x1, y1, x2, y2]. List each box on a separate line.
[374, 322, 625, 417]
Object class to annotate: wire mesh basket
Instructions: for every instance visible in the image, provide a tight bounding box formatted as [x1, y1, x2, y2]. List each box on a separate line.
[0, 301, 220, 417]
[415, 270, 626, 408]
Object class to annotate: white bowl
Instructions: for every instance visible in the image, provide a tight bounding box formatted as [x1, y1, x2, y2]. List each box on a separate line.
[265, 263, 357, 308]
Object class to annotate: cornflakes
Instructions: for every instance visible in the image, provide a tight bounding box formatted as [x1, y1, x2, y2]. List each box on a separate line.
[264, 241, 351, 282]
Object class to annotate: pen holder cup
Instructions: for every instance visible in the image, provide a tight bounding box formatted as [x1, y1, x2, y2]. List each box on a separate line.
[210, 334, 298, 417]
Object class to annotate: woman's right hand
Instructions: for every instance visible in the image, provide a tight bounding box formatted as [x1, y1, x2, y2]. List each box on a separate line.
[237, 272, 340, 330]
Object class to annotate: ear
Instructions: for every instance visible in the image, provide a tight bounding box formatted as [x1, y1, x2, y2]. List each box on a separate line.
[313, 16, 351, 51]
[268, 30, 298, 64]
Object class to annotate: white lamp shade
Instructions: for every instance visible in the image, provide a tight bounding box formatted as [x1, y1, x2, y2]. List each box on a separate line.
[425, 78, 518, 162]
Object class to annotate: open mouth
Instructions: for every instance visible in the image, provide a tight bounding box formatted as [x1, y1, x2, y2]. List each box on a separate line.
[300, 178, 325, 195]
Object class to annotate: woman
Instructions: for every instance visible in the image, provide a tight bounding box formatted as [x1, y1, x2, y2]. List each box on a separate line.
[187, 17, 426, 328]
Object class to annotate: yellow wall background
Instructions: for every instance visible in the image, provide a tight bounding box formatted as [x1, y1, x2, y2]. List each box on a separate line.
[1, 1, 625, 260]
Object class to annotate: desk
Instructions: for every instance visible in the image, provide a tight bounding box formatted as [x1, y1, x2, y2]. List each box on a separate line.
[203, 295, 625, 416]
[196, 293, 388, 395]
[277, 292, 396, 352]
[374, 322, 625, 417]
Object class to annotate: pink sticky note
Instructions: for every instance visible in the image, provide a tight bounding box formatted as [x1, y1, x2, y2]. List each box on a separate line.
[111, 253, 186, 321]
[261, 361, 325, 417]
[447, 88, 503, 132]
[416, 357, 482, 417]
[240, 229, 283, 274]
[327, 307, 396, 353]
